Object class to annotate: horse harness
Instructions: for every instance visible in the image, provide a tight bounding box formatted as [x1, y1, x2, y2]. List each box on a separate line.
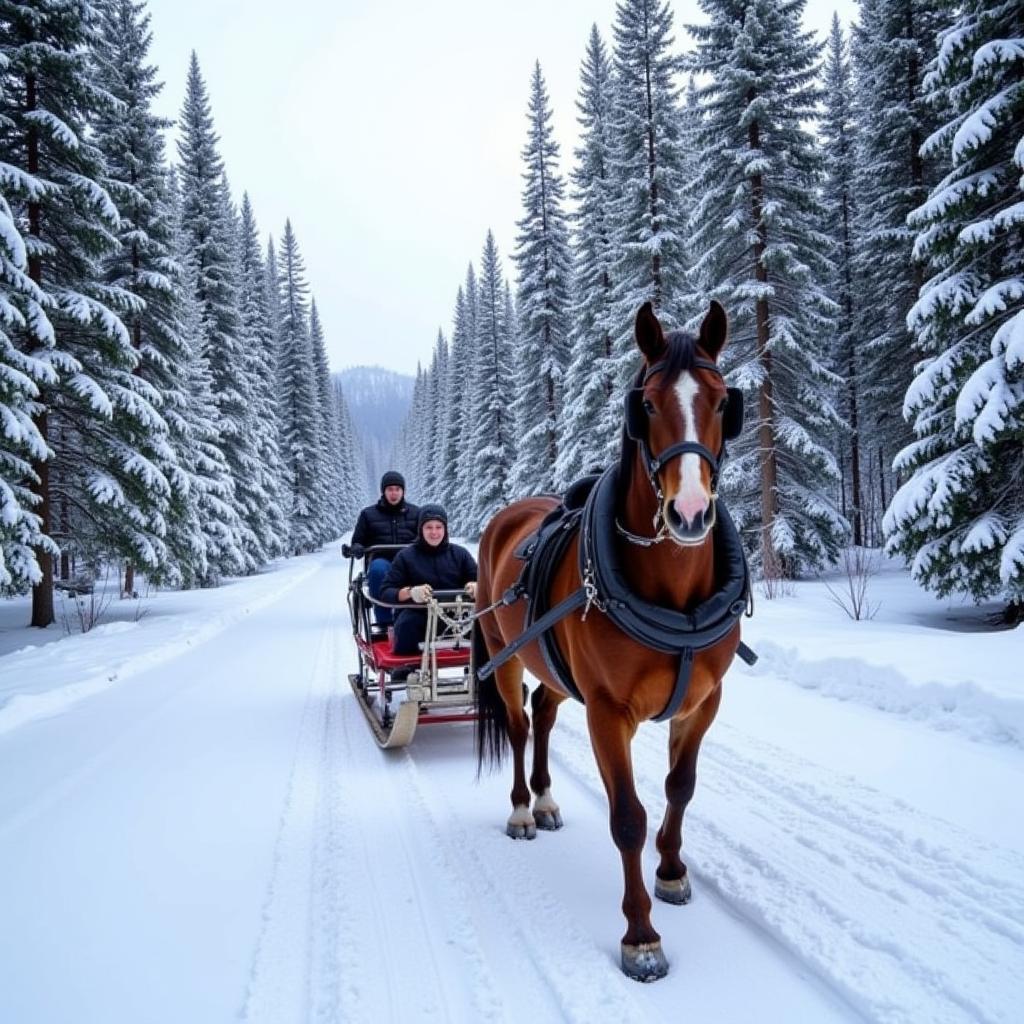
[477, 357, 757, 722]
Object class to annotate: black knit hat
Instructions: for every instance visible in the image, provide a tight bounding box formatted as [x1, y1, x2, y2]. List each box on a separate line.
[380, 470, 405, 493]
[417, 504, 448, 530]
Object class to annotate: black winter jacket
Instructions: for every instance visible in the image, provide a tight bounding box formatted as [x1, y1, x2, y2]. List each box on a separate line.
[351, 498, 420, 550]
[380, 538, 478, 604]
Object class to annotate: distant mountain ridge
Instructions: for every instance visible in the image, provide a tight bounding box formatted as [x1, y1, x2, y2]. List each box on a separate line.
[336, 366, 415, 494]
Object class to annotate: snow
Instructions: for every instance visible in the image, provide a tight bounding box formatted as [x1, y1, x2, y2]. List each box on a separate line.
[0, 545, 1022, 1023]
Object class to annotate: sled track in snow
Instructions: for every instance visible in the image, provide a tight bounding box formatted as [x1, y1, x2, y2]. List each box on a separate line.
[545, 709, 1024, 1024]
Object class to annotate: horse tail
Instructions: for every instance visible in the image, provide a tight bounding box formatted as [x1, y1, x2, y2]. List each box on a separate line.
[474, 623, 508, 775]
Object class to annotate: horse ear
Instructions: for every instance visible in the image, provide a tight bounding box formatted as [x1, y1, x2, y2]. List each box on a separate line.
[635, 302, 667, 361]
[699, 300, 728, 359]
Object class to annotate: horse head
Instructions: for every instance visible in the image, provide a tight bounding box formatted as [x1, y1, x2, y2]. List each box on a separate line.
[628, 301, 737, 546]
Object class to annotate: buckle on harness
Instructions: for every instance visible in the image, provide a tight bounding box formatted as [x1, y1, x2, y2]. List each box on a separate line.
[581, 560, 605, 621]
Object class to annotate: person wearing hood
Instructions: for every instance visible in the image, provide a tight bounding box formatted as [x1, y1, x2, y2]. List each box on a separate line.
[344, 470, 419, 625]
[380, 505, 477, 655]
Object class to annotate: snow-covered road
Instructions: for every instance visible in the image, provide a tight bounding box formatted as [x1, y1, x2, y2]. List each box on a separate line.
[1, 548, 1021, 1023]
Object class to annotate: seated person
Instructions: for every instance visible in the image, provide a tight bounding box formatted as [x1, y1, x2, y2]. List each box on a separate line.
[344, 470, 419, 625]
[380, 504, 477, 656]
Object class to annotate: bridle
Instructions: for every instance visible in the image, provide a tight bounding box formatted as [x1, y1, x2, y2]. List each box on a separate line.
[618, 355, 742, 547]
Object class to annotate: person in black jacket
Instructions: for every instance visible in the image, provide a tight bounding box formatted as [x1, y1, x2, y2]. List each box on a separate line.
[380, 504, 477, 655]
[344, 470, 419, 625]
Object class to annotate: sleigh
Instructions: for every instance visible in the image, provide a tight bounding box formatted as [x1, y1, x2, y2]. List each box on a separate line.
[345, 544, 477, 748]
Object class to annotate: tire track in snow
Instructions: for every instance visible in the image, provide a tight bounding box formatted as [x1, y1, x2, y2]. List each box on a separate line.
[545, 707, 1024, 1024]
[241, 583, 342, 1024]
[407, 743, 653, 1024]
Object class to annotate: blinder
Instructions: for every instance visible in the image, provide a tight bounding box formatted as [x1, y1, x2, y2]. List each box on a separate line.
[723, 386, 744, 442]
[625, 387, 647, 443]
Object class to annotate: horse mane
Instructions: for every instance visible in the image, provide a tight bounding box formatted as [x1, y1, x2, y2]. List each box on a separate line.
[617, 329, 700, 487]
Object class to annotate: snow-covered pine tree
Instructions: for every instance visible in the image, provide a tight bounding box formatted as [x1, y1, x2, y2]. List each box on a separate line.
[0, 0, 169, 625]
[94, 0, 206, 596]
[309, 297, 342, 543]
[851, 0, 945, 529]
[510, 61, 571, 497]
[237, 194, 287, 559]
[468, 231, 514, 536]
[275, 219, 320, 553]
[687, 0, 847, 575]
[607, 0, 689, 372]
[332, 378, 366, 523]
[424, 328, 448, 502]
[557, 25, 619, 487]
[176, 52, 255, 569]
[821, 13, 866, 546]
[174, 248, 243, 585]
[0, 190, 54, 592]
[451, 263, 480, 525]
[883, 0, 1024, 621]
[437, 285, 469, 517]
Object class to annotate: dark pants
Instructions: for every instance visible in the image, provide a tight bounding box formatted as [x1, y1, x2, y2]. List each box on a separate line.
[392, 608, 427, 655]
[367, 558, 393, 626]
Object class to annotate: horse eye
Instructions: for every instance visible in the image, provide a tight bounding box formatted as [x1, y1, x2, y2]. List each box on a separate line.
[643, 398, 656, 416]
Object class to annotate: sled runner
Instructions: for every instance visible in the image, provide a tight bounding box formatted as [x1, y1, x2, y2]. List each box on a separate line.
[346, 545, 477, 748]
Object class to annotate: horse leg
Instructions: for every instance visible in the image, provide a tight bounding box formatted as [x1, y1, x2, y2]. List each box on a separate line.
[529, 684, 566, 830]
[497, 661, 535, 839]
[586, 698, 667, 982]
[655, 683, 722, 905]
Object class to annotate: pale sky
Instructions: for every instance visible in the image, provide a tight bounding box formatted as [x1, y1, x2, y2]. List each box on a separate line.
[147, 0, 859, 376]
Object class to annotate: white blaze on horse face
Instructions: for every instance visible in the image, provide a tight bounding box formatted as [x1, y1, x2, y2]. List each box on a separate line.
[672, 373, 711, 525]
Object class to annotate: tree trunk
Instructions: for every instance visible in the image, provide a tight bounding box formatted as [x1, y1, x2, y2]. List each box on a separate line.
[26, 71, 54, 627]
[643, 6, 661, 304]
[841, 183, 863, 545]
[749, 102, 780, 576]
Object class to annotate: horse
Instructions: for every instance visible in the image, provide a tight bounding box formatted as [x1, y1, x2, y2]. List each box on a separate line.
[473, 300, 750, 982]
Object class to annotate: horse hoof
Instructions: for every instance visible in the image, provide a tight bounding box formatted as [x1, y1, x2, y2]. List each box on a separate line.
[655, 872, 691, 905]
[621, 941, 669, 982]
[506, 822, 537, 840]
[534, 809, 563, 831]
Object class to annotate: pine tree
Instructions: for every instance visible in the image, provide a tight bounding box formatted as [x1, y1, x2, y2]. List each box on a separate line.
[607, 0, 689, 366]
[424, 328, 448, 502]
[822, 14, 866, 545]
[451, 263, 480, 525]
[0, 0, 162, 624]
[851, 0, 946, 522]
[94, 0, 206, 595]
[0, 190, 54, 591]
[175, 249, 243, 584]
[309, 297, 340, 542]
[275, 219, 319, 553]
[468, 231, 514, 536]
[437, 284, 470, 517]
[558, 25, 620, 486]
[237, 194, 287, 559]
[688, 0, 848, 575]
[883, 0, 1024, 619]
[176, 52, 255, 568]
[510, 62, 571, 496]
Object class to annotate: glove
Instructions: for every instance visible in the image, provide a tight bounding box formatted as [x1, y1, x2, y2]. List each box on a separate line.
[341, 543, 351, 558]
[410, 584, 432, 604]
[350, 542, 365, 559]
[464, 581, 478, 599]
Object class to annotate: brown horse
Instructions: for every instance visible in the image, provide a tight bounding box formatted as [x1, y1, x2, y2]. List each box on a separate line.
[474, 300, 749, 982]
